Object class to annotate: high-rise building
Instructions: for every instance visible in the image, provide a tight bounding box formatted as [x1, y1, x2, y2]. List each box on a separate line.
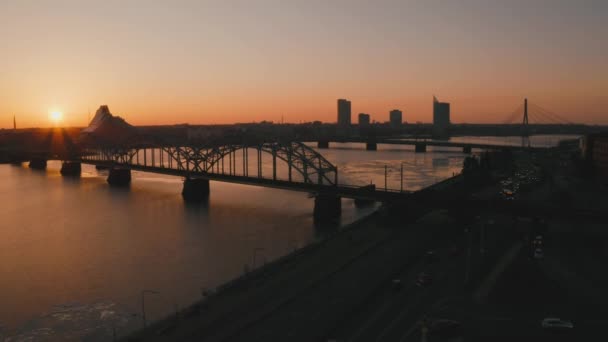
[389, 109, 402, 126]
[433, 96, 450, 135]
[337, 99, 351, 126]
[358, 113, 370, 126]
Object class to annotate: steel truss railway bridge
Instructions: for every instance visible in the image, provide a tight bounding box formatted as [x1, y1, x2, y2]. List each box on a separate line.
[48, 136, 411, 222]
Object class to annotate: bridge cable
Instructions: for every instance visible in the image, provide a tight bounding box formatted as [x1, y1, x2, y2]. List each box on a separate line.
[502, 103, 525, 124]
[527, 105, 562, 124]
[528, 102, 573, 124]
[527, 104, 560, 124]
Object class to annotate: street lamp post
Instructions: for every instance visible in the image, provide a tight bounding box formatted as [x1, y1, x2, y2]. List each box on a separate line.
[400, 163, 404, 192]
[141, 289, 159, 329]
[252, 247, 265, 269]
[384, 165, 388, 191]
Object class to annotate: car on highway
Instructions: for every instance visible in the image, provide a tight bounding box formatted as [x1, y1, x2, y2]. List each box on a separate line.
[501, 189, 515, 200]
[533, 235, 543, 247]
[541, 317, 574, 330]
[424, 250, 439, 264]
[392, 278, 403, 291]
[429, 319, 463, 340]
[416, 272, 433, 287]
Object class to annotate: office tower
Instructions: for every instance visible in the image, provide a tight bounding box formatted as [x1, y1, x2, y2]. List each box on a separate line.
[433, 96, 450, 135]
[358, 113, 370, 126]
[337, 99, 351, 127]
[389, 109, 402, 126]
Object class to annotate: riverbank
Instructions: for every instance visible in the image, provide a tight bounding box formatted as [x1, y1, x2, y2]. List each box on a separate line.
[123, 204, 395, 341]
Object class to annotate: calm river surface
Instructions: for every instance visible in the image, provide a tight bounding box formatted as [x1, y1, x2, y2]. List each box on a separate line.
[0, 136, 575, 340]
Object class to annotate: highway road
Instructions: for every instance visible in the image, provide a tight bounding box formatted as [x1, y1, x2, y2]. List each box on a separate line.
[127, 211, 467, 342]
[220, 220, 463, 342]
[329, 236, 469, 342]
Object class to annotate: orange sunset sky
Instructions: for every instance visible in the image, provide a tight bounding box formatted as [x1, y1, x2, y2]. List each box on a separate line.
[1, 0, 606, 128]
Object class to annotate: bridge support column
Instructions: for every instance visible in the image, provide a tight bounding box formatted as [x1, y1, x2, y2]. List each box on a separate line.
[28, 158, 47, 170]
[60, 161, 81, 177]
[415, 143, 427, 153]
[317, 140, 329, 149]
[366, 142, 377, 151]
[313, 194, 341, 223]
[107, 168, 131, 186]
[463, 146, 472, 154]
[182, 177, 210, 202]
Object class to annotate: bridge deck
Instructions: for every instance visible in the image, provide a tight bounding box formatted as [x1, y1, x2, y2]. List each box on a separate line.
[82, 161, 412, 201]
[382, 139, 538, 150]
[319, 138, 539, 150]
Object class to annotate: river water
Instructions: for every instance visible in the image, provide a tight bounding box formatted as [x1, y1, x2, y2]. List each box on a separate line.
[0, 136, 575, 340]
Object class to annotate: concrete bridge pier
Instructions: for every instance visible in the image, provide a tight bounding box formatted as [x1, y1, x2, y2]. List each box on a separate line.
[60, 161, 81, 177]
[317, 140, 329, 149]
[313, 193, 341, 223]
[415, 143, 427, 153]
[182, 177, 210, 202]
[463, 146, 472, 154]
[28, 158, 47, 170]
[354, 184, 376, 207]
[107, 168, 131, 186]
[366, 142, 377, 151]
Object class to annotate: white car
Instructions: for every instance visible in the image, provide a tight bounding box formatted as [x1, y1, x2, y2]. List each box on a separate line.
[541, 317, 574, 329]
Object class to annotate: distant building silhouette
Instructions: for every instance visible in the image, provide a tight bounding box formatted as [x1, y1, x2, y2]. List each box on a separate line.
[358, 113, 370, 126]
[337, 99, 351, 127]
[433, 96, 450, 137]
[80, 105, 135, 144]
[581, 132, 608, 182]
[389, 109, 402, 126]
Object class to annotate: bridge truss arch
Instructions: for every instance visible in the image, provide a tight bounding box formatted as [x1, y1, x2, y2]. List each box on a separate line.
[82, 140, 338, 186]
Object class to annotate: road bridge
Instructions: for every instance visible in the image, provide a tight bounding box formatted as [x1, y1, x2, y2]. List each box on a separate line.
[315, 137, 541, 153]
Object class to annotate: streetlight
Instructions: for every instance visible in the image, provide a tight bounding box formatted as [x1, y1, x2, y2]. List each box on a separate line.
[141, 289, 159, 329]
[252, 247, 266, 269]
[384, 165, 388, 191]
[400, 162, 404, 192]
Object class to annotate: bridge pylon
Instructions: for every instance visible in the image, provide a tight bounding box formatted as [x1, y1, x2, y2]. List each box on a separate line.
[182, 177, 210, 202]
[107, 168, 131, 186]
[29, 158, 47, 170]
[522, 98, 530, 148]
[60, 161, 82, 177]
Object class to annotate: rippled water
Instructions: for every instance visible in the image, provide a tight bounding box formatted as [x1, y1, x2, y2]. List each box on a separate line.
[0, 137, 572, 340]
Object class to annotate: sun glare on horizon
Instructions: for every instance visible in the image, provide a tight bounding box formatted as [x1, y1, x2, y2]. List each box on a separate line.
[49, 110, 63, 124]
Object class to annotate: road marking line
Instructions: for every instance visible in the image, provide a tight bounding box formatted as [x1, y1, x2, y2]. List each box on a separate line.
[373, 290, 428, 342]
[398, 321, 420, 342]
[349, 300, 393, 342]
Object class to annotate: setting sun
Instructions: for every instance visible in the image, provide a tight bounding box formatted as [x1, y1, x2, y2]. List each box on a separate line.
[49, 110, 63, 124]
